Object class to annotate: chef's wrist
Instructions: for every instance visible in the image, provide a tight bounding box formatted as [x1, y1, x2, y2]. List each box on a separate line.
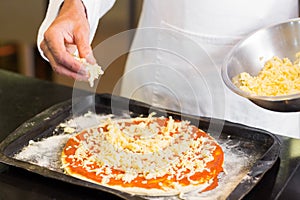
[60, 0, 87, 18]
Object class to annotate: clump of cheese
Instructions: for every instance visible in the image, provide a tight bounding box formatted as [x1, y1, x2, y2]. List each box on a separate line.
[74, 57, 104, 87]
[233, 53, 300, 96]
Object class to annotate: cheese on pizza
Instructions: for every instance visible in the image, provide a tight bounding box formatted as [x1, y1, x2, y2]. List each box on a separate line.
[61, 114, 224, 196]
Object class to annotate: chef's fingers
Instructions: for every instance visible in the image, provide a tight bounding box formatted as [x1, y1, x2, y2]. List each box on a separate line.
[66, 44, 77, 56]
[76, 34, 96, 65]
[48, 53, 88, 81]
[40, 40, 88, 80]
[43, 30, 86, 76]
[85, 51, 97, 65]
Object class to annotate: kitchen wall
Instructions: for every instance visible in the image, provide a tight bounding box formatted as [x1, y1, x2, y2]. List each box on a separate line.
[0, 0, 46, 77]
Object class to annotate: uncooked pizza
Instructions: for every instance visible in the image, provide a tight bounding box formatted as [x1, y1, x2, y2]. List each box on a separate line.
[61, 114, 224, 196]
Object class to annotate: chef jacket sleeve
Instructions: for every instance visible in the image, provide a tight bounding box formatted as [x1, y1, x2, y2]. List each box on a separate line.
[37, 0, 116, 60]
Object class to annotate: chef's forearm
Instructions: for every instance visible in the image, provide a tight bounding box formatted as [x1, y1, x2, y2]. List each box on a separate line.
[60, 0, 87, 16]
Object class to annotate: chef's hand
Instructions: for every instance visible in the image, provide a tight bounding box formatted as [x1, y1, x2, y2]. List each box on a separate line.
[40, 0, 96, 80]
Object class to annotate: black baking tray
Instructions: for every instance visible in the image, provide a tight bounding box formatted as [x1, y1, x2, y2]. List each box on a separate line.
[0, 93, 280, 200]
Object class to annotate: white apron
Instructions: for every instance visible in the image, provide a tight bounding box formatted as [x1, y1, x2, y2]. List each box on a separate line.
[118, 0, 300, 138]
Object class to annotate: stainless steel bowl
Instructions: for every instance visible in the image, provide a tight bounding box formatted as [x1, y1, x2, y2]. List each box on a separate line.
[222, 18, 300, 112]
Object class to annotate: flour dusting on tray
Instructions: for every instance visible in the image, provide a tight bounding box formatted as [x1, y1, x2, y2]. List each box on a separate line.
[15, 134, 70, 171]
[14, 112, 113, 171]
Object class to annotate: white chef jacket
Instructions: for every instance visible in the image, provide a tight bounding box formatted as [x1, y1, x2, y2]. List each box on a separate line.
[38, 0, 300, 138]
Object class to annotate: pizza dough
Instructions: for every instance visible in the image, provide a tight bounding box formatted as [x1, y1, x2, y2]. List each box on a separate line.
[61, 114, 224, 196]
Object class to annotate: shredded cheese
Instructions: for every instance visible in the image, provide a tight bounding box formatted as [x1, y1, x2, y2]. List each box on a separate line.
[64, 115, 219, 187]
[233, 52, 300, 96]
[74, 57, 104, 87]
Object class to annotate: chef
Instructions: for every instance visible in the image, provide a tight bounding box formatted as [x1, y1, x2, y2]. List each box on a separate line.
[38, 0, 300, 138]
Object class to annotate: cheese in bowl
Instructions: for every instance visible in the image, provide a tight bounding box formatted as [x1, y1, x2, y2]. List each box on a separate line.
[233, 53, 300, 96]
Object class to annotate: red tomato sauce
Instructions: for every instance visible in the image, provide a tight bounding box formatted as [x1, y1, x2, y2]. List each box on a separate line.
[62, 120, 224, 191]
